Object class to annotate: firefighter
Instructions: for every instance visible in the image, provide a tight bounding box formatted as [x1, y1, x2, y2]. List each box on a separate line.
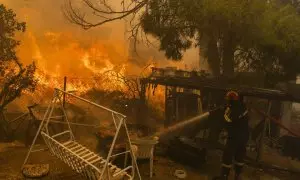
[213, 90, 250, 180]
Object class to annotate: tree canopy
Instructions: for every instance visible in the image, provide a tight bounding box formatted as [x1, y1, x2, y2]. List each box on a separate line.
[140, 0, 300, 80]
[0, 4, 36, 111]
[64, 0, 300, 85]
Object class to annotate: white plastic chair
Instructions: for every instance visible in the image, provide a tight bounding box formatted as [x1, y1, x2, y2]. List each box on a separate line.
[125, 137, 159, 178]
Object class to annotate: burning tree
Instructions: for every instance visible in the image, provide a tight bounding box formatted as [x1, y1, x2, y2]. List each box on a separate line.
[63, 0, 300, 84]
[0, 4, 37, 139]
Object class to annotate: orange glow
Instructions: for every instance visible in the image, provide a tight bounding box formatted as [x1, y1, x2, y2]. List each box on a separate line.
[148, 85, 165, 118]
[0, 0, 203, 114]
[17, 29, 129, 98]
[2, 0, 191, 108]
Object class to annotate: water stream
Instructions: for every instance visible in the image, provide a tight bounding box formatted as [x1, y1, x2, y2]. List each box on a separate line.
[155, 112, 210, 142]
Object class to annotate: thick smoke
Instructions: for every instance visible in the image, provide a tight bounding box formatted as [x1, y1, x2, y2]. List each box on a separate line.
[0, 0, 201, 73]
[0, 0, 203, 111]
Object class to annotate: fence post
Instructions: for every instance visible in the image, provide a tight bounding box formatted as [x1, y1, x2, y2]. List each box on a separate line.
[63, 76, 67, 107]
[256, 100, 272, 162]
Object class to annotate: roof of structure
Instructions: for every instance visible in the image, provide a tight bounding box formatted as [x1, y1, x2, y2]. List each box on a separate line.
[141, 68, 300, 102]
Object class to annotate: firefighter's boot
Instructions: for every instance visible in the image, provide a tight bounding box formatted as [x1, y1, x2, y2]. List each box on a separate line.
[212, 166, 230, 180]
[234, 163, 244, 180]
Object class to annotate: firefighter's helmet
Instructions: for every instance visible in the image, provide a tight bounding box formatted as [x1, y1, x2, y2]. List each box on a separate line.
[225, 90, 239, 101]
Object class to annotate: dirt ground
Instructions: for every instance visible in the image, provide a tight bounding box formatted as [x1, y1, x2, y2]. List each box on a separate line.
[0, 141, 300, 180]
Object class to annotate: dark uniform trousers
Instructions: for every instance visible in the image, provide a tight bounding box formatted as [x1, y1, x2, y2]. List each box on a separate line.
[222, 138, 247, 176]
[221, 107, 249, 178]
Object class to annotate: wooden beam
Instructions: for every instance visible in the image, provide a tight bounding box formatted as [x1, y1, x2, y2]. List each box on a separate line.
[141, 77, 300, 103]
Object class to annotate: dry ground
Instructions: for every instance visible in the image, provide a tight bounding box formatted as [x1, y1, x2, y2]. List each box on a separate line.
[0, 141, 300, 180]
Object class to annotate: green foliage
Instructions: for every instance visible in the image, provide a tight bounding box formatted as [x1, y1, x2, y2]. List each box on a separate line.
[249, 3, 300, 82]
[0, 4, 36, 110]
[141, 0, 196, 60]
[140, 0, 300, 82]
[0, 4, 26, 61]
[63, 0, 300, 82]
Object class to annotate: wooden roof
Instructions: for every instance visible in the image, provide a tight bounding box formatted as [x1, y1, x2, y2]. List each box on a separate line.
[141, 76, 300, 103]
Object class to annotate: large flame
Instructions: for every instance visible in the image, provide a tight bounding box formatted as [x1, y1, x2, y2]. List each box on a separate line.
[18, 30, 129, 99]
[1, 0, 199, 112]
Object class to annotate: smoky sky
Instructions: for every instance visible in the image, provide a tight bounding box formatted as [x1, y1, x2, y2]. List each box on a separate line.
[0, 0, 202, 74]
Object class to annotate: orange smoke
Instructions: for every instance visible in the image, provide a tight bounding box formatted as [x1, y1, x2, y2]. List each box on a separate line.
[0, 0, 201, 112]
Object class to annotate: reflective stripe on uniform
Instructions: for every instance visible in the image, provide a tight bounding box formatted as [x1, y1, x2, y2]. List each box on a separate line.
[238, 110, 248, 119]
[224, 114, 232, 122]
[224, 107, 232, 122]
[222, 163, 232, 168]
[234, 162, 245, 166]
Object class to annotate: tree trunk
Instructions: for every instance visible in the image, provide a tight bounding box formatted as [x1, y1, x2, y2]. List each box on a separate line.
[222, 35, 235, 77]
[207, 38, 221, 76]
[0, 110, 13, 142]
